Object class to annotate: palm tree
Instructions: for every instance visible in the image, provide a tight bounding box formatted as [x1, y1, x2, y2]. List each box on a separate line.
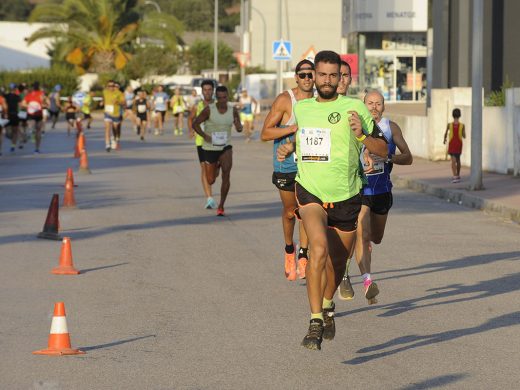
[27, 0, 182, 74]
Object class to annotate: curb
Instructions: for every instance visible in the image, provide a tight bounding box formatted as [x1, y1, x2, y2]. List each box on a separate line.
[393, 175, 520, 224]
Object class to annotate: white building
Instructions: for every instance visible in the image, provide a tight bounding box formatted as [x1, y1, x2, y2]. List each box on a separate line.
[0, 22, 52, 71]
[249, 0, 344, 71]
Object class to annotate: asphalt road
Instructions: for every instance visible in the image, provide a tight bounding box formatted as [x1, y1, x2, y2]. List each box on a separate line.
[1, 119, 519, 389]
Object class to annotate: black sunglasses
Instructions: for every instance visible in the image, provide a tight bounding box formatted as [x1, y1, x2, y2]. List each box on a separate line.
[297, 72, 313, 80]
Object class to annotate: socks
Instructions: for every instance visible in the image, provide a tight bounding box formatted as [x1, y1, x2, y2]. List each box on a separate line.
[311, 312, 324, 321]
[322, 297, 334, 309]
[298, 247, 308, 259]
[362, 273, 371, 282]
[285, 244, 294, 254]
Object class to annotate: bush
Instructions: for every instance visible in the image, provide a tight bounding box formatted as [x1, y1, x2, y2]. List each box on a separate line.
[485, 77, 514, 106]
[0, 67, 78, 96]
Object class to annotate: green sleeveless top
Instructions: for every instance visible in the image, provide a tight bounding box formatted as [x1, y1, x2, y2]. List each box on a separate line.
[202, 103, 234, 151]
[294, 95, 374, 202]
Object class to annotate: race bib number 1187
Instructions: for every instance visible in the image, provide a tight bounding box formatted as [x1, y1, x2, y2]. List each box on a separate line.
[299, 128, 331, 162]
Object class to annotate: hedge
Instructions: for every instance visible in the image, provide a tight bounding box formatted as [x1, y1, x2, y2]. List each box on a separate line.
[0, 67, 78, 96]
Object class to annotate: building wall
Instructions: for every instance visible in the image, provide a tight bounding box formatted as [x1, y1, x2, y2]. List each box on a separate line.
[0, 22, 52, 71]
[250, 0, 343, 71]
[386, 87, 520, 174]
[503, 0, 520, 87]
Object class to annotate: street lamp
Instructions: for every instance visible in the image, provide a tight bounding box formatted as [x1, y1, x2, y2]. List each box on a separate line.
[144, 0, 161, 13]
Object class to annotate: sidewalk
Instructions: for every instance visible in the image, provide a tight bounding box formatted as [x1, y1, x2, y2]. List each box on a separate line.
[392, 157, 520, 223]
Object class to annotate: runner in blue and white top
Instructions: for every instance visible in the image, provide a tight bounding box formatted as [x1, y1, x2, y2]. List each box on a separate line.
[152, 85, 169, 135]
[260, 59, 315, 281]
[354, 90, 413, 304]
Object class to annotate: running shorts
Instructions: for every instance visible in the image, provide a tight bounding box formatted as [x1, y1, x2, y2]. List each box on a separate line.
[295, 182, 361, 232]
[203, 145, 232, 164]
[361, 192, 393, 215]
[272, 171, 297, 192]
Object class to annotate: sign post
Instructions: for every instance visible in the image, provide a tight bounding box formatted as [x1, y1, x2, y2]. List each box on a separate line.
[273, 39, 292, 94]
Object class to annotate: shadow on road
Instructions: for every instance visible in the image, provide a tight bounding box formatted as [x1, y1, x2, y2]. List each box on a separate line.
[80, 262, 129, 274]
[79, 334, 156, 351]
[343, 311, 520, 365]
[336, 251, 520, 319]
[399, 373, 469, 389]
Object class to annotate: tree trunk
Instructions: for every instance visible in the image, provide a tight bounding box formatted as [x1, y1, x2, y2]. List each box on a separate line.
[91, 51, 115, 73]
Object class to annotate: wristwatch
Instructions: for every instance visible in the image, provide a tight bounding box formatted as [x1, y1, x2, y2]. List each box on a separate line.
[386, 156, 393, 164]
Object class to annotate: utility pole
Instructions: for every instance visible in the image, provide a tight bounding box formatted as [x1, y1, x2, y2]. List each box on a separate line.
[470, 0, 484, 190]
[276, 0, 283, 94]
[214, 0, 219, 81]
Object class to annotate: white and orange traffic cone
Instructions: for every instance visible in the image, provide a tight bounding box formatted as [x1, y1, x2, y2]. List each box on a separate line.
[52, 237, 80, 275]
[33, 302, 85, 355]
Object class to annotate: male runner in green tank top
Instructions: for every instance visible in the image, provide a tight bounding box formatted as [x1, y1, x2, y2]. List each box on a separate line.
[189, 80, 216, 209]
[277, 50, 387, 350]
[192, 86, 243, 216]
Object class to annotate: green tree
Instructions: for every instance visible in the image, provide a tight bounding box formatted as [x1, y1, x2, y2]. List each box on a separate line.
[187, 38, 237, 74]
[27, 0, 182, 74]
[0, 0, 34, 21]
[155, 0, 240, 32]
[124, 46, 180, 79]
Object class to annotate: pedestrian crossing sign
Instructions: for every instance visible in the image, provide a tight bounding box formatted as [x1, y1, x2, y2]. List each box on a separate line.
[273, 40, 292, 61]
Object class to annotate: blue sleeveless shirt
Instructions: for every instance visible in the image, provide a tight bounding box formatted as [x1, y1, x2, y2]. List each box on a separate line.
[362, 117, 396, 195]
[273, 89, 298, 173]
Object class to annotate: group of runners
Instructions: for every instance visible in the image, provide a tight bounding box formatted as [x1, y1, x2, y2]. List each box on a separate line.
[256, 50, 413, 351]
[1, 53, 414, 352]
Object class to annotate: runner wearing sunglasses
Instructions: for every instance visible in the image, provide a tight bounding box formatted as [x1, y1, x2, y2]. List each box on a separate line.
[261, 59, 314, 281]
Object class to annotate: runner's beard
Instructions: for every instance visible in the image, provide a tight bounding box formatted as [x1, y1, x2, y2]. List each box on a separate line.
[317, 84, 337, 99]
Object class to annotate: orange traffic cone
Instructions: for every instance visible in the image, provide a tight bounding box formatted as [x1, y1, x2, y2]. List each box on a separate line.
[78, 149, 91, 175]
[33, 302, 85, 355]
[52, 237, 80, 275]
[62, 177, 77, 208]
[64, 168, 78, 187]
[74, 132, 85, 158]
[37, 194, 62, 241]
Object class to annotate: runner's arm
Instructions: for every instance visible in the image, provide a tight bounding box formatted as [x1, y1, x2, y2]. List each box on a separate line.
[276, 139, 295, 162]
[443, 124, 449, 144]
[192, 106, 212, 142]
[261, 93, 297, 141]
[233, 106, 243, 132]
[389, 121, 413, 165]
[187, 105, 197, 138]
[462, 124, 466, 139]
[348, 110, 387, 158]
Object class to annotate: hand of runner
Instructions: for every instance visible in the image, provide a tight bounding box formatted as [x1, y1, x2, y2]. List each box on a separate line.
[276, 139, 295, 162]
[348, 111, 363, 138]
[363, 149, 375, 173]
[203, 133, 212, 143]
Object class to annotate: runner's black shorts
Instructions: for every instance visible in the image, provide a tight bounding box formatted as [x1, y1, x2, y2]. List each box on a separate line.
[8, 113, 19, 126]
[65, 113, 76, 121]
[49, 110, 60, 119]
[362, 192, 393, 215]
[203, 145, 232, 164]
[156, 110, 166, 121]
[196, 146, 205, 163]
[272, 171, 297, 192]
[295, 182, 361, 232]
[28, 114, 43, 123]
[137, 112, 147, 121]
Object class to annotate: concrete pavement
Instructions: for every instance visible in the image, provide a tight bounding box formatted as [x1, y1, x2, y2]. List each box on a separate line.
[392, 158, 520, 224]
[0, 119, 519, 389]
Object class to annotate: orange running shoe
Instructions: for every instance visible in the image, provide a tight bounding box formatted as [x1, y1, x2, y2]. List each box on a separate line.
[284, 251, 297, 281]
[297, 257, 308, 279]
[216, 208, 225, 216]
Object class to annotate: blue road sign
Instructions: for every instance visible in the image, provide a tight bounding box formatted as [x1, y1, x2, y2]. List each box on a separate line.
[273, 40, 292, 61]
